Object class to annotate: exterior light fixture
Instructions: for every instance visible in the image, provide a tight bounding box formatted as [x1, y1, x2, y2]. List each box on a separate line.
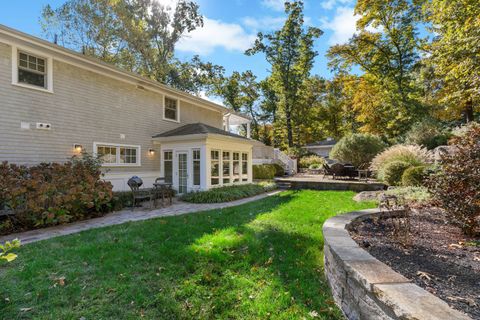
[148, 148, 155, 155]
[74, 144, 83, 153]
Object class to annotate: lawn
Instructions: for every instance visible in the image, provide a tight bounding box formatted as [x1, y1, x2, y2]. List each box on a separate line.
[0, 190, 376, 319]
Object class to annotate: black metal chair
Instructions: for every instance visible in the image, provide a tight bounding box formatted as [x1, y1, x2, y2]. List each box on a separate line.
[153, 177, 173, 207]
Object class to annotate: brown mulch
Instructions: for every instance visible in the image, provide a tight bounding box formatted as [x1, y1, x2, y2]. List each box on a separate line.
[349, 209, 480, 320]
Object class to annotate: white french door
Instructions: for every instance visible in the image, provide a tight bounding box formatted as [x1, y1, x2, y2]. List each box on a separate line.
[177, 152, 188, 194]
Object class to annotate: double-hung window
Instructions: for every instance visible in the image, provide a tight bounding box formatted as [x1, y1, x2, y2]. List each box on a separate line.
[17, 51, 47, 89]
[164, 97, 179, 122]
[241, 153, 249, 182]
[222, 151, 231, 184]
[232, 152, 240, 183]
[95, 143, 140, 166]
[211, 150, 220, 185]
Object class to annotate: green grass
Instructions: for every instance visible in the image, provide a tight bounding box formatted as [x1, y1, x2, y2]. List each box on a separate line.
[0, 190, 376, 319]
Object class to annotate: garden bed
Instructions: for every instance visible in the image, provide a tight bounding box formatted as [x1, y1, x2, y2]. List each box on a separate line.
[349, 209, 479, 319]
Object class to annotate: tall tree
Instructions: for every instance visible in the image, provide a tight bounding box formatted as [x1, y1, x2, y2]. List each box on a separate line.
[41, 0, 220, 93]
[424, 0, 480, 122]
[246, 1, 322, 147]
[327, 0, 425, 138]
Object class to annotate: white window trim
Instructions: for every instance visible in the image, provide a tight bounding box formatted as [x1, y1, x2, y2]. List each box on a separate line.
[192, 148, 201, 186]
[93, 142, 141, 167]
[163, 95, 180, 123]
[11, 45, 53, 93]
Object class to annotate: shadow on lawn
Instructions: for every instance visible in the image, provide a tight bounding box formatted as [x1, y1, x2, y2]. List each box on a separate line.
[0, 191, 342, 319]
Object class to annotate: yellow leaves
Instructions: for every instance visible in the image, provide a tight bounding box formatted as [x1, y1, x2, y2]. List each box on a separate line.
[1, 253, 17, 262]
[0, 239, 20, 263]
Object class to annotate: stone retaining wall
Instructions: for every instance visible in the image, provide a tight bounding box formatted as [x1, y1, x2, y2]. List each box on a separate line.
[323, 209, 472, 320]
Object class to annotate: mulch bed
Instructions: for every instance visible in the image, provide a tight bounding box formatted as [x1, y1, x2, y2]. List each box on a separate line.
[349, 209, 480, 319]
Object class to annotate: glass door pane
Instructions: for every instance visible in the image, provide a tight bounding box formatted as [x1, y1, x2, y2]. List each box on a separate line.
[178, 152, 188, 194]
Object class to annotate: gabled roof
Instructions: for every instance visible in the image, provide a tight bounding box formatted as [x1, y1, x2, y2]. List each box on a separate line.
[152, 123, 249, 140]
[0, 24, 250, 119]
[305, 139, 337, 147]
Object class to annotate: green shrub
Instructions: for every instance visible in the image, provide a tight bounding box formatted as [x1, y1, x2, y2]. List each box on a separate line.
[181, 184, 272, 203]
[371, 144, 431, 180]
[299, 155, 325, 168]
[110, 191, 134, 211]
[0, 239, 20, 263]
[309, 163, 323, 170]
[257, 180, 277, 192]
[253, 164, 276, 179]
[271, 163, 285, 177]
[330, 133, 386, 167]
[385, 187, 432, 205]
[401, 165, 428, 187]
[405, 119, 450, 149]
[381, 161, 412, 186]
[428, 125, 480, 236]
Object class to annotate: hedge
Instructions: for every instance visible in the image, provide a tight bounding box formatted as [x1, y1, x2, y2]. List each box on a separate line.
[181, 183, 276, 203]
[253, 164, 276, 179]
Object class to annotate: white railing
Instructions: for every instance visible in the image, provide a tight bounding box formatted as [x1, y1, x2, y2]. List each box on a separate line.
[274, 148, 297, 175]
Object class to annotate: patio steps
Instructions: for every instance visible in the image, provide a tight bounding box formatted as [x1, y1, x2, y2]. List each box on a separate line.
[276, 181, 292, 189]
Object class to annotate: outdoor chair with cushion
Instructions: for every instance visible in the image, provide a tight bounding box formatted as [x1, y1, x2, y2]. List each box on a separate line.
[127, 176, 154, 209]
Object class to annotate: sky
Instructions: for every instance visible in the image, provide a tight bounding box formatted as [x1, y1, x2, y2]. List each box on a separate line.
[0, 0, 361, 84]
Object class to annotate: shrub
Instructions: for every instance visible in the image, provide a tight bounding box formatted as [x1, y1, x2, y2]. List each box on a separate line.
[405, 119, 450, 149]
[428, 125, 480, 236]
[401, 165, 428, 187]
[385, 187, 432, 205]
[0, 153, 113, 234]
[381, 161, 412, 186]
[181, 184, 272, 203]
[371, 144, 432, 181]
[271, 163, 285, 177]
[253, 164, 276, 179]
[330, 133, 386, 167]
[0, 239, 20, 263]
[110, 191, 134, 211]
[309, 163, 323, 170]
[299, 155, 325, 168]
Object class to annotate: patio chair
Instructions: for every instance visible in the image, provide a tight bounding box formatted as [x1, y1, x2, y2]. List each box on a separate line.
[127, 176, 154, 210]
[153, 177, 173, 207]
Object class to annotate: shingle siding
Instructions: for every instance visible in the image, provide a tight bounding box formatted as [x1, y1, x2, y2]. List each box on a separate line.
[0, 42, 223, 174]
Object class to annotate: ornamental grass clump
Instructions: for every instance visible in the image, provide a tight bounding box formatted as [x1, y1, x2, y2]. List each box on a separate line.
[428, 125, 480, 236]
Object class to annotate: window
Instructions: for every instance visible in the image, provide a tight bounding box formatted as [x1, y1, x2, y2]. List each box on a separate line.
[17, 51, 47, 89]
[164, 97, 179, 121]
[232, 152, 240, 183]
[95, 143, 140, 166]
[211, 150, 220, 185]
[222, 151, 231, 184]
[242, 153, 249, 182]
[164, 151, 173, 184]
[193, 149, 201, 186]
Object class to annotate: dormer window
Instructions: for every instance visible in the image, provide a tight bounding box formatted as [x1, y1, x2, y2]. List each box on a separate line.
[164, 96, 179, 122]
[18, 51, 47, 88]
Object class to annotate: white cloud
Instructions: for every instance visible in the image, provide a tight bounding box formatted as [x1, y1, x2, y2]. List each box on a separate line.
[177, 17, 256, 55]
[261, 0, 285, 11]
[321, 7, 359, 45]
[242, 16, 285, 31]
[321, 0, 353, 10]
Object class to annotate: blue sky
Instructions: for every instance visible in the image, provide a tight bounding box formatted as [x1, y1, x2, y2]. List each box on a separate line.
[0, 0, 360, 81]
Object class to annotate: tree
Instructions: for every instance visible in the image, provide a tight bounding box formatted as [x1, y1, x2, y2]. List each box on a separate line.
[424, 0, 480, 122]
[327, 0, 425, 138]
[41, 0, 220, 93]
[246, 1, 322, 147]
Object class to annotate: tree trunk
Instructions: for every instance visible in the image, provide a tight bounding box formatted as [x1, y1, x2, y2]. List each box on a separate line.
[285, 107, 293, 147]
[464, 99, 474, 123]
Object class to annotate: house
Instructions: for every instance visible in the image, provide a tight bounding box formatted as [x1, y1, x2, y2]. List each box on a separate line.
[302, 138, 337, 158]
[0, 24, 253, 193]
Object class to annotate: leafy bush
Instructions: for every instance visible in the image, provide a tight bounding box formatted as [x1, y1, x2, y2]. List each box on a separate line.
[381, 161, 412, 186]
[0, 239, 20, 263]
[271, 163, 285, 177]
[428, 125, 480, 236]
[401, 165, 428, 187]
[330, 133, 386, 167]
[181, 183, 273, 203]
[110, 191, 134, 211]
[257, 180, 277, 192]
[299, 155, 325, 168]
[405, 119, 450, 149]
[385, 187, 432, 205]
[371, 144, 432, 181]
[253, 164, 276, 179]
[309, 163, 323, 170]
[0, 154, 113, 234]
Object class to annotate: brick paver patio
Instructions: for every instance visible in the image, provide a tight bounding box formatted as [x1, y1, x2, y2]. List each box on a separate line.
[0, 191, 282, 245]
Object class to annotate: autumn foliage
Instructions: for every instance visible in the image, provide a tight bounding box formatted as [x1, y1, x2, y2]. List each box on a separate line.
[429, 125, 480, 236]
[0, 157, 113, 234]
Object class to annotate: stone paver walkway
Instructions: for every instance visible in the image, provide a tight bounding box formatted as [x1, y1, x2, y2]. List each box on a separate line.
[0, 190, 282, 245]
